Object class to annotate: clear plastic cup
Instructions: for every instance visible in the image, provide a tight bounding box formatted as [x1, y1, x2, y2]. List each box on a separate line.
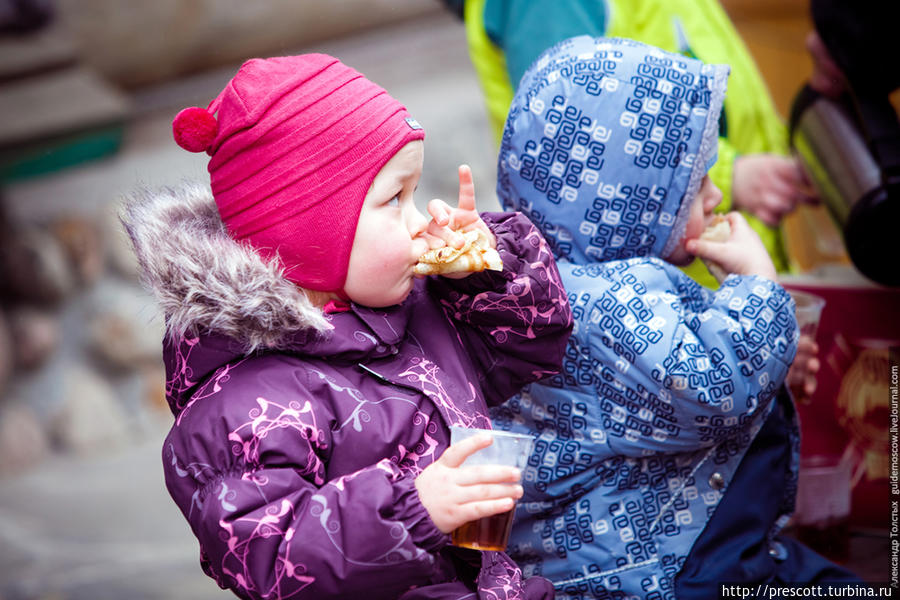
[787, 289, 826, 404]
[788, 289, 826, 338]
[448, 426, 534, 551]
[794, 453, 852, 562]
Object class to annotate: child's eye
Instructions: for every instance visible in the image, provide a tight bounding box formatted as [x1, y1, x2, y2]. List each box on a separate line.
[387, 195, 400, 207]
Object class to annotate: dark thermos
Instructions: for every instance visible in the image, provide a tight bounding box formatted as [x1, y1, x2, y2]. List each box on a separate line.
[788, 0, 899, 287]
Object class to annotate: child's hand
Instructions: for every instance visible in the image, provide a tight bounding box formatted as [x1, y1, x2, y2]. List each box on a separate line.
[685, 212, 778, 280]
[415, 433, 523, 534]
[425, 165, 496, 256]
[787, 333, 821, 402]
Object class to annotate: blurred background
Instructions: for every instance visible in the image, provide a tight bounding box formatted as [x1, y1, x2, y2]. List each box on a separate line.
[0, 1, 891, 598]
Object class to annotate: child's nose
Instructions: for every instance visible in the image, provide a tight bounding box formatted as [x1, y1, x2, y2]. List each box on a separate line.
[704, 181, 723, 213]
[407, 204, 429, 237]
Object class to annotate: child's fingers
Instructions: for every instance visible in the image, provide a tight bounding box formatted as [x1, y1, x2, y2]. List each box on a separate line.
[426, 221, 466, 249]
[454, 482, 523, 505]
[724, 212, 771, 247]
[427, 199, 452, 227]
[685, 238, 730, 263]
[807, 356, 821, 376]
[454, 464, 522, 486]
[421, 231, 449, 251]
[457, 165, 476, 213]
[455, 497, 516, 523]
[796, 334, 816, 347]
[724, 210, 750, 227]
[804, 375, 818, 396]
[427, 199, 469, 248]
[796, 336, 819, 355]
[690, 211, 775, 278]
[453, 164, 491, 234]
[439, 434, 494, 468]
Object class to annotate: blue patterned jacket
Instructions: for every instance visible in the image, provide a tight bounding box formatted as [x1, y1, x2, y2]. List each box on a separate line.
[493, 37, 800, 598]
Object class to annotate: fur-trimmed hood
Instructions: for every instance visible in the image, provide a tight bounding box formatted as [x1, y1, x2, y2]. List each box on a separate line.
[121, 183, 331, 352]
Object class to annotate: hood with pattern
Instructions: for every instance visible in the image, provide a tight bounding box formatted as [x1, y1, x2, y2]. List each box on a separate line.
[498, 35, 729, 263]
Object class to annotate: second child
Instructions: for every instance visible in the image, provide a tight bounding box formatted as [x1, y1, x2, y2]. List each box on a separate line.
[123, 54, 572, 599]
[492, 36, 859, 598]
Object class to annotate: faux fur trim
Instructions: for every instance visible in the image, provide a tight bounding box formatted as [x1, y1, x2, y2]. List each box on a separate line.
[120, 182, 331, 352]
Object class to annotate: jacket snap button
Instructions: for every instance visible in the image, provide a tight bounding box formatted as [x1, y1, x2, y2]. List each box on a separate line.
[768, 540, 788, 561]
[708, 472, 725, 490]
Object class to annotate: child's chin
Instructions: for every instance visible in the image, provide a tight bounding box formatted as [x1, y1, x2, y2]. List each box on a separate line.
[386, 282, 416, 307]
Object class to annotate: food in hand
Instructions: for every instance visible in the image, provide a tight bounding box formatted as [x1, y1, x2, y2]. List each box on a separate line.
[699, 214, 731, 282]
[414, 229, 502, 276]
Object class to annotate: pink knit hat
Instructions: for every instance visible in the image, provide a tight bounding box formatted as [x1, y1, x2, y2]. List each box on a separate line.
[171, 54, 426, 292]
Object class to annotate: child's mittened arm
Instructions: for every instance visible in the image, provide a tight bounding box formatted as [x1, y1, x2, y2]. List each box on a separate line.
[169, 386, 448, 598]
[578, 261, 796, 456]
[692, 273, 798, 405]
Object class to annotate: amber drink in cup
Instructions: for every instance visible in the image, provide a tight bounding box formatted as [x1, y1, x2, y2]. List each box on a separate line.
[449, 426, 534, 551]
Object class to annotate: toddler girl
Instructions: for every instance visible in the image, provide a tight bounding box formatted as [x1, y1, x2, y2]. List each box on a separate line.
[123, 54, 572, 600]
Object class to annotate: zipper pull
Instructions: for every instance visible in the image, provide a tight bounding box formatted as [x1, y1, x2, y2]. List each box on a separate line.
[357, 363, 390, 383]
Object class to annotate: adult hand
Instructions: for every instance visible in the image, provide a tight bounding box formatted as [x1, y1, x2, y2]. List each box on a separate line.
[685, 212, 778, 280]
[732, 154, 817, 227]
[415, 432, 523, 534]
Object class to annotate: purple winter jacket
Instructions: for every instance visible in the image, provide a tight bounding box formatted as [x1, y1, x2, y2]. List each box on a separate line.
[123, 184, 572, 600]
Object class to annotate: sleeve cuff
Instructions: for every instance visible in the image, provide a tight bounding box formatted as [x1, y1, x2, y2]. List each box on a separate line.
[391, 473, 450, 553]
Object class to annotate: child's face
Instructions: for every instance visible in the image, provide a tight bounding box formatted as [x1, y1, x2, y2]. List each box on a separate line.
[344, 141, 430, 307]
[666, 175, 723, 266]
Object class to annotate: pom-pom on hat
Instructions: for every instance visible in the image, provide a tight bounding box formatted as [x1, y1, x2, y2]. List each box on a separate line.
[172, 107, 218, 152]
[171, 54, 426, 292]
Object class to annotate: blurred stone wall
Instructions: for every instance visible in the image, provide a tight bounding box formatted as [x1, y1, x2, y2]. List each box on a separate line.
[0, 0, 453, 478]
[55, 0, 442, 88]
